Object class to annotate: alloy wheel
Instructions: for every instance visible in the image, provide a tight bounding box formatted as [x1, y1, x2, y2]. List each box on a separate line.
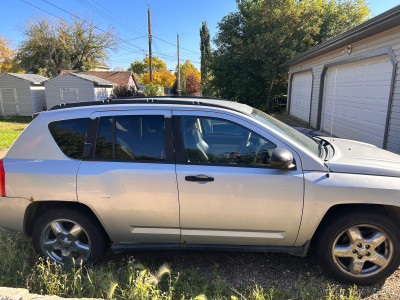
[40, 219, 91, 264]
[332, 224, 393, 278]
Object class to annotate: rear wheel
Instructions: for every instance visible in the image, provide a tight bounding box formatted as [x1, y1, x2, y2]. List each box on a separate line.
[32, 209, 108, 265]
[316, 211, 400, 285]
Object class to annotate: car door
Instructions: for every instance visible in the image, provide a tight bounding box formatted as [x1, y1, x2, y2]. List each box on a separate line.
[173, 110, 304, 246]
[77, 109, 180, 243]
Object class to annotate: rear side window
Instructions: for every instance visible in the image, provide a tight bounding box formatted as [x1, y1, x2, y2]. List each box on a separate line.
[95, 115, 166, 161]
[48, 118, 89, 159]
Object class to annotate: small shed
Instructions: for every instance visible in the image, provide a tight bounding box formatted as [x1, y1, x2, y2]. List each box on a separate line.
[45, 73, 114, 109]
[0, 73, 48, 116]
[282, 5, 400, 154]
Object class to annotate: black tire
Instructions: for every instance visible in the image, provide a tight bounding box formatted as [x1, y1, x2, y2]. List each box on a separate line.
[315, 210, 400, 285]
[32, 209, 108, 265]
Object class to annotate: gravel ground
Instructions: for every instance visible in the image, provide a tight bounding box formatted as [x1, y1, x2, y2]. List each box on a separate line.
[106, 248, 400, 299]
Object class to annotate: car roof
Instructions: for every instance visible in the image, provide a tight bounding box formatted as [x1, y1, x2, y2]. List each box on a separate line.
[47, 96, 254, 116]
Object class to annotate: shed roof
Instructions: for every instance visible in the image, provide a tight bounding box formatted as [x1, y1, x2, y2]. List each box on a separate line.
[281, 5, 400, 68]
[2, 73, 48, 84]
[59, 70, 138, 88]
[67, 73, 115, 86]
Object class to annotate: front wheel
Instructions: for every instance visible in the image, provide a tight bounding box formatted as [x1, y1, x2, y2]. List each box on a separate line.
[316, 211, 400, 285]
[32, 209, 108, 265]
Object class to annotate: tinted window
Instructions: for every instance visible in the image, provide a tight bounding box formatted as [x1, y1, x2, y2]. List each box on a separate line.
[48, 118, 89, 159]
[181, 116, 277, 166]
[95, 117, 113, 159]
[94, 115, 166, 161]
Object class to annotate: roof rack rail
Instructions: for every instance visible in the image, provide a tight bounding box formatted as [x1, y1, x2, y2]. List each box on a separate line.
[48, 96, 248, 115]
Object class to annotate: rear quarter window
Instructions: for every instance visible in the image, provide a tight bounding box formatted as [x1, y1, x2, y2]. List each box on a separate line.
[48, 118, 89, 159]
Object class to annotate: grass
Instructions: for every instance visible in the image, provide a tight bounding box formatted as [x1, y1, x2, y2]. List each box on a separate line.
[0, 116, 32, 151]
[0, 231, 363, 300]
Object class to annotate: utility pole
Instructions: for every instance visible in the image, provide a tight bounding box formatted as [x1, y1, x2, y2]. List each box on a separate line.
[148, 7, 152, 83]
[177, 34, 181, 96]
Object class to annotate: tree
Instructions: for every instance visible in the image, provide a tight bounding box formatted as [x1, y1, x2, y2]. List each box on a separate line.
[175, 60, 201, 95]
[210, 0, 370, 111]
[127, 59, 147, 76]
[129, 56, 174, 87]
[128, 56, 167, 76]
[200, 21, 212, 95]
[142, 69, 176, 87]
[18, 16, 118, 77]
[316, 0, 371, 44]
[0, 36, 22, 73]
[186, 72, 200, 96]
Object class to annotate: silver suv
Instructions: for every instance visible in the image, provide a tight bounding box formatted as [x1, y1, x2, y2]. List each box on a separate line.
[1, 97, 400, 285]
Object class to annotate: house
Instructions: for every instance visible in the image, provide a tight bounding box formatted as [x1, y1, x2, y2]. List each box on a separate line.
[281, 5, 400, 153]
[44, 73, 114, 109]
[91, 61, 111, 71]
[59, 70, 139, 91]
[0, 73, 48, 116]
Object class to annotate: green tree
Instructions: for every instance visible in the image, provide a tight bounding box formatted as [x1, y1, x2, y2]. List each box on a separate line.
[18, 16, 118, 77]
[127, 59, 147, 76]
[316, 0, 370, 44]
[210, 0, 370, 111]
[200, 21, 212, 95]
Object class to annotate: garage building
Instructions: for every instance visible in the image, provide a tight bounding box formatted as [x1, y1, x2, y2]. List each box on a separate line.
[45, 73, 114, 109]
[282, 5, 400, 153]
[0, 73, 48, 116]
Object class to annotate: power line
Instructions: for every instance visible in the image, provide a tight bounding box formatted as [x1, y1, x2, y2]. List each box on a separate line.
[20, 0, 147, 57]
[77, 0, 200, 56]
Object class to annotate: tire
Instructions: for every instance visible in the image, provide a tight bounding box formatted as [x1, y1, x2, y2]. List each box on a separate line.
[32, 209, 108, 265]
[315, 210, 400, 285]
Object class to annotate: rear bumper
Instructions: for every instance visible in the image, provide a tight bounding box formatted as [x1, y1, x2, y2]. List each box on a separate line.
[0, 197, 30, 233]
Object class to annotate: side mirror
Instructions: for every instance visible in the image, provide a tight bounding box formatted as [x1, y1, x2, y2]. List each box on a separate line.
[271, 148, 295, 169]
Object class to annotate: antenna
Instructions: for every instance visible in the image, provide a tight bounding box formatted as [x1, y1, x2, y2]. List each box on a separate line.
[326, 68, 337, 178]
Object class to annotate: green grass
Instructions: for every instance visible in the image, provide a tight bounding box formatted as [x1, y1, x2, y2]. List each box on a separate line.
[0, 231, 363, 300]
[0, 116, 32, 151]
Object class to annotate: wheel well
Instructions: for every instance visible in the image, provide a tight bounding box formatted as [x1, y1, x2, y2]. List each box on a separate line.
[24, 201, 110, 241]
[310, 203, 400, 248]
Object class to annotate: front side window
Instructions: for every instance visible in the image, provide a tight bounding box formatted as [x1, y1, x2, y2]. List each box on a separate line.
[48, 118, 89, 159]
[95, 115, 166, 161]
[181, 116, 277, 166]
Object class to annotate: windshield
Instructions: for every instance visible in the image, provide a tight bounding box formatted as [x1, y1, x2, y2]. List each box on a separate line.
[251, 109, 322, 157]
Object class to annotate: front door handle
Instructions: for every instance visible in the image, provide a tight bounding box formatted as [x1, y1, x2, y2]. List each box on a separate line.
[185, 175, 214, 182]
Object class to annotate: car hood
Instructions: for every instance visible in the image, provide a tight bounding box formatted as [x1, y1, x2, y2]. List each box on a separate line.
[319, 137, 400, 177]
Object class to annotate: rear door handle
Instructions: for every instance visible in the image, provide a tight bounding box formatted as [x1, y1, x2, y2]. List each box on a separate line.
[185, 175, 214, 182]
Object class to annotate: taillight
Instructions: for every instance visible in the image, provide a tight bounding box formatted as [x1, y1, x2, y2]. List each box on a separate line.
[0, 159, 5, 197]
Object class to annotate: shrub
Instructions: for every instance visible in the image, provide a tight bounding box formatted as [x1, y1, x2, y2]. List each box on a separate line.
[144, 83, 164, 96]
[112, 85, 137, 97]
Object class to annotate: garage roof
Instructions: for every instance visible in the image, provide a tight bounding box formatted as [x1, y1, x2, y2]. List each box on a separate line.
[281, 5, 400, 68]
[68, 73, 115, 86]
[4, 73, 48, 84]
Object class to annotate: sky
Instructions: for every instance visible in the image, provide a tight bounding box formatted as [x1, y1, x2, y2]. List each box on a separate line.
[1, 0, 399, 72]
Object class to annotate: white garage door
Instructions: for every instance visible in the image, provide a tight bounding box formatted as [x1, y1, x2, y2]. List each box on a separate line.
[322, 55, 392, 148]
[290, 72, 313, 122]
